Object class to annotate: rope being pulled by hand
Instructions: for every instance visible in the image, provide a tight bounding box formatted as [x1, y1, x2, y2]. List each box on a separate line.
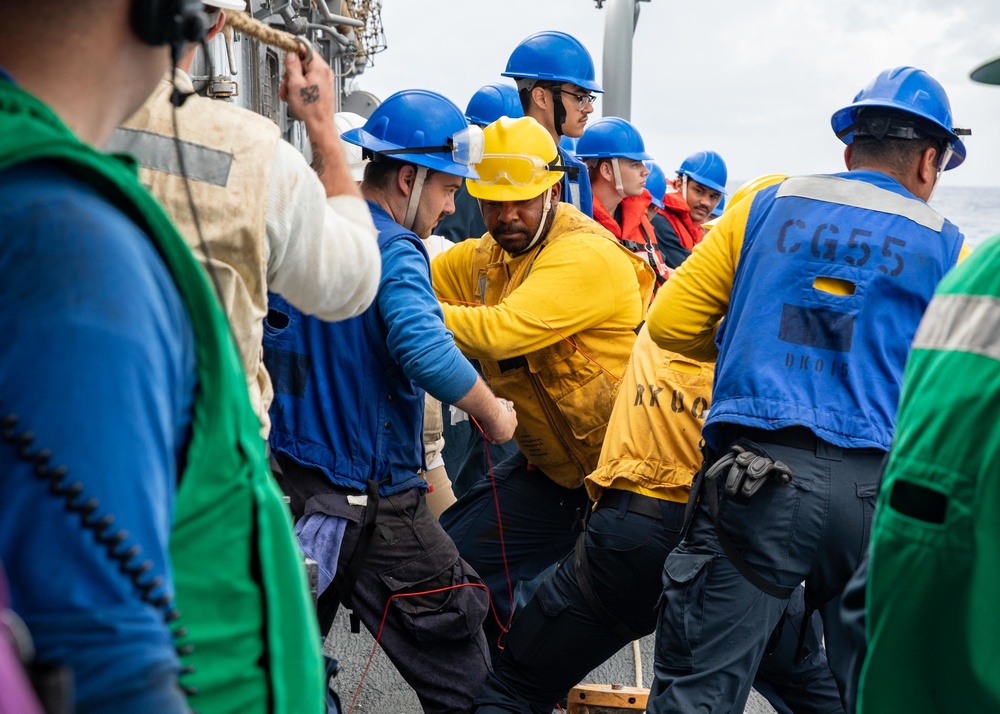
[224, 11, 312, 63]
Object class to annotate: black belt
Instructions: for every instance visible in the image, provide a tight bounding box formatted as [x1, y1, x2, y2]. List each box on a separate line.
[596, 489, 665, 520]
[725, 425, 820, 451]
[722, 425, 885, 455]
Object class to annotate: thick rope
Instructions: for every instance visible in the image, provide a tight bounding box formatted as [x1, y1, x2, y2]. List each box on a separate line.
[224, 11, 311, 62]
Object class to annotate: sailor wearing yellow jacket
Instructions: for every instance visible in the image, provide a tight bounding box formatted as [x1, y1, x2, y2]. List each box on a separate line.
[433, 116, 653, 658]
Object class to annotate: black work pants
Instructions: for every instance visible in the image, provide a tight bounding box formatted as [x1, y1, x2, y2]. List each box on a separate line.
[475, 490, 843, 714]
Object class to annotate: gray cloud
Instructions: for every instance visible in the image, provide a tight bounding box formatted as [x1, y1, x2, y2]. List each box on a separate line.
[356, 0, 1000, 186]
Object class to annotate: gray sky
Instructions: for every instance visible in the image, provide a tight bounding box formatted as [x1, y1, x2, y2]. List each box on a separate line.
[351, 0, 1000, 187]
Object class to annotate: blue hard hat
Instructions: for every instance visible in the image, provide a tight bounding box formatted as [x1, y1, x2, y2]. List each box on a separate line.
[502, 30, 603, 93]
[643, 161, 667, 210]
[711, 195, 725, 218]
[678, 150, 728, 194]
[831, 66, 969, 170]
[342, 90, 479, 179]
[465, 83, 523, 127]
[559, 134, 579, 153]
[575, 117, 653, 162]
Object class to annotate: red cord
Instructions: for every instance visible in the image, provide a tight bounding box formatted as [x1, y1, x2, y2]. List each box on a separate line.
[348, 296, 611, 709]
[346, 580, 498, 714]
[436, 295, 613, 645]
[347, 421, 512, 712]
[470, 414, 515, 644]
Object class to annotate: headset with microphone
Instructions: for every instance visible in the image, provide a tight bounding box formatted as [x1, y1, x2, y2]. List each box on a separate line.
[130, 0, 209, 62]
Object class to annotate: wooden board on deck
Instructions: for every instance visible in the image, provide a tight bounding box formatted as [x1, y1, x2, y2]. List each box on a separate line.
[567, 682, 649, 712]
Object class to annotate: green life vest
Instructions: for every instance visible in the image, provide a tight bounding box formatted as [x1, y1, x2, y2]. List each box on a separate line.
[860, 236, 1000, 714]
[0, 81, 323, 714]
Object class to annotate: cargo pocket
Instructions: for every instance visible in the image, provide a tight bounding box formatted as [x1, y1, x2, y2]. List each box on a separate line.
[504, 565, 572, 667]
[378, 546, 489, 644]
[529, 340, 614, 446]
[657, 552, 716, 670]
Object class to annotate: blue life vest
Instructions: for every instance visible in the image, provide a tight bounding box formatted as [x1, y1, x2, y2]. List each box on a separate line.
[264, 203, 429, 495]
[708, 171, 963, 450]
[560, 145, 593, 218]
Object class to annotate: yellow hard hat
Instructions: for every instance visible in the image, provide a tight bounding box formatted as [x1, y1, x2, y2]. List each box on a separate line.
[702, 172, 787, 229]
[467, 116, 566, 202]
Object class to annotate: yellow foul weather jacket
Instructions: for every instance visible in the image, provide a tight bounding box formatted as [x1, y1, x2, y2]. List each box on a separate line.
[433, 202, 654, 488]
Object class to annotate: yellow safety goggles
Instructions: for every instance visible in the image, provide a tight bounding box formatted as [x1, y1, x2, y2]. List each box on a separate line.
[474, 154, 577, 186]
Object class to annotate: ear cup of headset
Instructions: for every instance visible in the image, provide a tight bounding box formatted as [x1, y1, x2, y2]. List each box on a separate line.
[131, 0, 209, 51]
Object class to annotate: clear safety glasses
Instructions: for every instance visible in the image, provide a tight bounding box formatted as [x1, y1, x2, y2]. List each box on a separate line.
[559, 89, 597, 111]
[937, 145, 955, 174]
[474, 154, 575, 186]
[386, 125, 485, 166]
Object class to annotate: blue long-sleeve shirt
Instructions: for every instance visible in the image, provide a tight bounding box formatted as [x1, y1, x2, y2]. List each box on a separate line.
[0, 160, 194, 713]
[372, 205, 478, 404]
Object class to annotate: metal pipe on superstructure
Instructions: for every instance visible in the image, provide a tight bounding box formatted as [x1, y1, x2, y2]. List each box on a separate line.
[601, 0, 641, 119]
[307, 23, 356, 52]
[312, 0, 364, 28]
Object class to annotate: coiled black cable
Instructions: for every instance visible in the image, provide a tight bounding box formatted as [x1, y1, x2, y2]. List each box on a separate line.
[0, 400, 198, 700]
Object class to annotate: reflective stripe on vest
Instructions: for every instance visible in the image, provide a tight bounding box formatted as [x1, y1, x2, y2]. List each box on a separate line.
[913, 294, 1000, 361]
[107, 128, 233, 186]
[777, 175, 945, 231]
[115, 77, 278, 436]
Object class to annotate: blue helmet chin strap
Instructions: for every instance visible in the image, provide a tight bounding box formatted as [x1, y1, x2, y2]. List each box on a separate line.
[550, 86, 568, 138]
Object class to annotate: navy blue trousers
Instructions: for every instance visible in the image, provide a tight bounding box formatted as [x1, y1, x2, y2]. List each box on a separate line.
[439, 452, 589, 659]
[439, 403, 520, 499]
[474, 490, 843, 714]
[647, 430, 883, 713]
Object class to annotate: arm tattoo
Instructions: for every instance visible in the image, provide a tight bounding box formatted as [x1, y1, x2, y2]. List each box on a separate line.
[310, 139, 325, 177]
[300, 85, 321, 104]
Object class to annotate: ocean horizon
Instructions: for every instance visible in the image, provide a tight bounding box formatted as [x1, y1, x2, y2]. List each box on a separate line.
[929, 185, 1000, 248]
[724, 183, 999, 248]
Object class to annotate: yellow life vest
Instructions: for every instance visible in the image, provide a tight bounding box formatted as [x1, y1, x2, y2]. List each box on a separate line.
[586, 325, 713, 504]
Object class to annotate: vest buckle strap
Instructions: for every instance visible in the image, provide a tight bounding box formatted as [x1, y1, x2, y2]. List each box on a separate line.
[497, 355, 528, 373]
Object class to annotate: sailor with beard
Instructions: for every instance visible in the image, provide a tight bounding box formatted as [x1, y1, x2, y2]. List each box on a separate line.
[431, 115, 655, 660]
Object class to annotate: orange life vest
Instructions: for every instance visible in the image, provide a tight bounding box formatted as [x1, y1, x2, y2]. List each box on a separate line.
[658, 189, 704, 251]
[592, 192, 669, 286]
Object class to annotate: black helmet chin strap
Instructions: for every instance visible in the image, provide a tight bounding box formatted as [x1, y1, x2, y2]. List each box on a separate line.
[549, 86, 568, 138]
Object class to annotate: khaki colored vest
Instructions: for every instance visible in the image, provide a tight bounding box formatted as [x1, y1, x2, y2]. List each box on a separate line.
[470, 205, 653, 489]
[114, 74, 279, 436]
[586, 325, 713, 504]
